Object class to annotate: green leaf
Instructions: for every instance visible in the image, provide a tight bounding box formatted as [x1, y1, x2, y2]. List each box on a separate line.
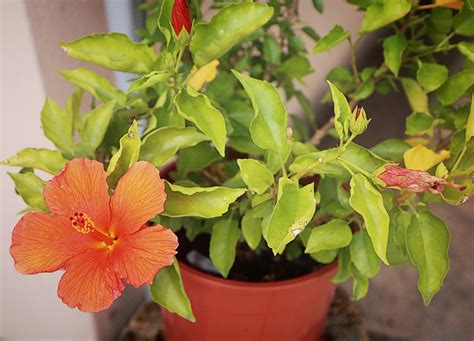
[232, 70, 288, 154]
[359, 0, 412, 34]
[262, 35, 282, 64]
[371, 138, 410, 162]
[383, 33, 407, 76]
[177, 142, 221, 177]
[65, 87, 84, 129]
[311, 249, 338, 264]
[436, 70, 474, 105]
[305, 219, 352, 253]
[1, 148, 67, 175]
[401, 78, 429, 114]
[150, 259, 195, 322]
[141, 127, 208, 168]
[190, 2, 273, 67]
[163, 181, 246, 218]
[60, 33, 158, 74]
[40, 97, 74, 154]
[339, 143, 388, 174]
[466, 93, 474, 143]
[302, 26, 320, 42]
[454, 6, 474, 36]
[8, 172, 48, 212]
[106, 120, 141, 188]
[278, 55, 313, 79]
[128, 71, 170, 93]
[327, 81, 351, 141]
[350, 264, 369, 300]
[387, 210, 410, 265]
[237, 159, 274, 195]
[241, 208, 263, 250]
[210, 219, 241, 278]
[317, 177, 352, 218]
[59, 68, 126, 107]
[416, 63, 448, 92]
[332, 247, 351, 283]
[312, 0, 324, 13]
[312, 25, 349, 54]
[175, 87, 227, 156]
[350, 230, 381, 278]
[349, 173, 389, 265]
[78, 101, 115, 154]
[267, 180, 316, 255]
[458, 42, 474, 62]
[157, 0, 173, 44]
[406, 210, 450, 305]
[289, 149, 349, 178]
[405, 112, 435, 135]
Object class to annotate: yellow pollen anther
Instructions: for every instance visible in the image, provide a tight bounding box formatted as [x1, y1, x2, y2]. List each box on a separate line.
[70, 212, 95, 234]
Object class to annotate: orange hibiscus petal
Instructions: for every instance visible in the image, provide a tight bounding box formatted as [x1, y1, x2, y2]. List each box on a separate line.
[110, 161, 166, 236]
[112, 225, 178, 287]
[10, 212, 96, 274]
[58, 249, 125, 312]
[44, 158, 111, 232]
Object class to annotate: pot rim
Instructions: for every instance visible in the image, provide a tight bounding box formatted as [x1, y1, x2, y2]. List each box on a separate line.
[178, 260, 338, 290]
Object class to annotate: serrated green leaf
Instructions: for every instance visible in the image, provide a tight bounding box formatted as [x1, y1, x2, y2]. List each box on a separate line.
[106, 120, 141, 188]
[1, 148, 67, 175]
[59, 68, 127, 107]
[175, 87, 227, 156]
[313, 25, 349, 54]
[406, 210, 450, 305]
[349, 173, 389, 264]
[60, 33, 158, 74]
[210, 219, 241, 278]
[237, 159, 274, 194]
[232, 70, 288, 154]
[350, 230, 381, 278]
[150, 259, 195, 322]
[360, 0, 412, 34]
[40, 97, 74, 154]
[163, 181, 246, 218]
[383, 33, 407, 76]
[128, 71, 170, 93]
[436, 70, 474, 105]
[78, 101, 115, 155]
[190, 3, 273, 66]
[305, 219, 352, 253]
[8, 172, 48, 212]
[416, 62, 448, 92]
[141, 127, 208, 168]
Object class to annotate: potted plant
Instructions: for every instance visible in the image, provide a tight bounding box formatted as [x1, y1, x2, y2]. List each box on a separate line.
[3, 0, 473, 340]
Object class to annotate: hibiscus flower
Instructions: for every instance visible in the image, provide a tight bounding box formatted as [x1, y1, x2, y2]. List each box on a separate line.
[10, 158, 178, 312]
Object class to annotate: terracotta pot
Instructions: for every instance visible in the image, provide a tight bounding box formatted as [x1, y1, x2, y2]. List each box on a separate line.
[162, 261, 337, 341]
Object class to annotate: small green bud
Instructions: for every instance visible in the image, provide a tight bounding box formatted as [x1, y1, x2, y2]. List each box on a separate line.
[349, 106, 370, 136]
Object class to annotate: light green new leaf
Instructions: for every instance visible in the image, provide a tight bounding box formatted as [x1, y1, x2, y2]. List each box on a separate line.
[458, 41, 474, 62]
[327, 81, 351, 141]
[349, 173, 389, 264]
[163, 181, 246, 218]
[60, 33, 158, 74]
[150, 259, 195, 322]
[436, 70, 474, 105]
[332, 247, 351, 283]
[141, 127, 208, 167]
[8, 172, 48, 212]
[313, 25, 349, 54]
[383, 33, 407, 76]
[1, 148, 67, 175]
[210, 219, 241, 278]
[305, 219, 352, 253]
[237, 159, 274, 194]
[106, 120, 141, 188]
[40, 97, 74, 154]
[267, 180, 316, 255]
[157, 0, 173, 44]
[406, 112, 434, 135]
[65, 87, 84, 130]
[311, 249, 338, 264]
[190, 2, 273, 66]
[466, 93, 474, 143]
[406, 210, 450, 305]
[59, 68, 127, 107]
[278, 55, 313, 79]
[128, 71, 170, 93]
[350, 230, 381, 278]
[401, 78, 429, 114]
[79, 101, 115, 154]
[360, 0, 412, 34]
[241, 208, 263, 250]
[262, 35, 282, 64]
[232, 70, 288, 153]
[417, 63, 448, 92]
[350, 264, 369, 300]
[175, 87, 227, 156]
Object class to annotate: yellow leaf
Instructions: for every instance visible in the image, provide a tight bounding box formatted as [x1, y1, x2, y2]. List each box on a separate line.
[435, 0, 464, 9]
[403, 145, 450, 171]
[187, 60, 220, 91]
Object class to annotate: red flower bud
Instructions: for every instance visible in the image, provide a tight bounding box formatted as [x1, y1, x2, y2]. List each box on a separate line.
[378, 165, 466, 194]
[171, 0, 192, 35]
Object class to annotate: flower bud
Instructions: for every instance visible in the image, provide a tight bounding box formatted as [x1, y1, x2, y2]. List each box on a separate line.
[171, 0, 192, 36]
[349, 106, 370, 136]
